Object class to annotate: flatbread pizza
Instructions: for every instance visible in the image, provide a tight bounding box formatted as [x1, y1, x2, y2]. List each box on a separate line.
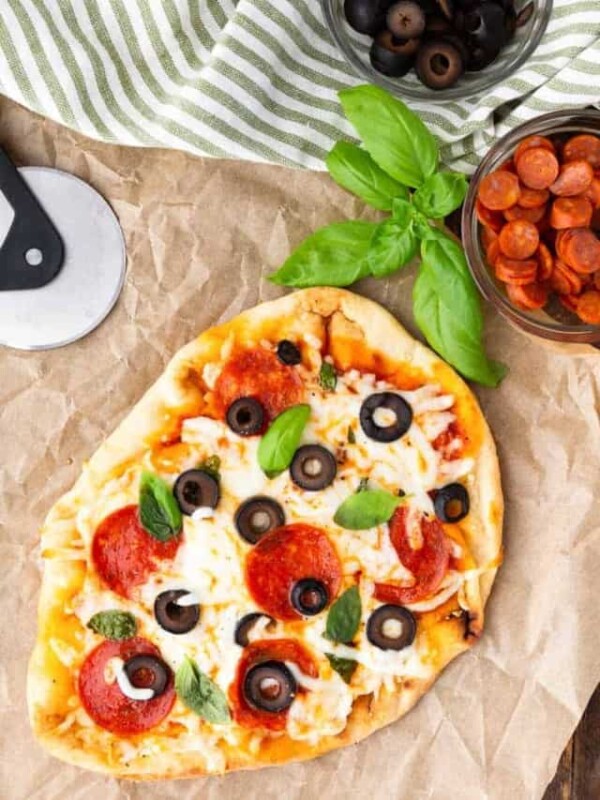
[27, 287, 503, 778]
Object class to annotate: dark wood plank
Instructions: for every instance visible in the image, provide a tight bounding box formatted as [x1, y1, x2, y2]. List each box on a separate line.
[543, 737, 573, 800]
[573, 684, 600, 800]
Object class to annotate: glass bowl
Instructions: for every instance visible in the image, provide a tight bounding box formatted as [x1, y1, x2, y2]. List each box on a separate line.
[321, 0, 553, 101]
[462, 108, 600, 345]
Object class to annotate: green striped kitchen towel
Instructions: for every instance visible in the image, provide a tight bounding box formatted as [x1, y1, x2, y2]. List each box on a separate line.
[0, 1, 598, 173]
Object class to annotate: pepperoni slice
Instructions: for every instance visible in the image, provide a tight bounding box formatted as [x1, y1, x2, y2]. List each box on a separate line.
[550, 160, 594, 197]
[486, 239, 501, 269]
[584, 177, 600, 209]
[478, 171, 521, 211]
[374, 507, 450, 605]
[245, 524, 342, 621]
[432, 420, 465, 461]
[550, 260, 583, 296]
[230, 639, 317, 731]
[563, 134, 600, 169]
[498, 220, 539, 260]
[576, 290, 600, 324]
[506, 281, 548, 311]
[481, 225, 498, 257]
[78, 637, 175, 734]
[514, 135, 555, 166]
[504, 203, 547, 224]
[494, 254, 538, 286]
[516, 148, 560, 191]
[476, 198, 504, 232]
[92, 506, 181, 599]
[214, 347, 304, 421]
[550, 196, 593, 230]
[559, 293, 580, 313]
[562, 228, 600, 274]
[518, 187, 550, 209]
[537, 242, 554, 281]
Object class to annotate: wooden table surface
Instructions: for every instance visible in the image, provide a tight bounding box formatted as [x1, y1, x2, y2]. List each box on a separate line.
[543, 685, 600, 800]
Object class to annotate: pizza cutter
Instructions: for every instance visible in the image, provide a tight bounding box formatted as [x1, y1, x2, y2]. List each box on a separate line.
[0, 147, 126, 350]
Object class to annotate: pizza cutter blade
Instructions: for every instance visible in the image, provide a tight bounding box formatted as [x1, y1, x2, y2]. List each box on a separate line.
[0, 153, 126, 350]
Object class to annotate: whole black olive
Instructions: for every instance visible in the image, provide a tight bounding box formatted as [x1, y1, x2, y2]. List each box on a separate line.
[243, 660, 297, 713]
[467, 43, 501, 72]
[416, 0, 437, 12]
[344, 0, 387, 35]
[226, 397, 265, 436]
[290, 578, 329, 616]
[367, 605, 417, 651]
[439, 32, 469, 64]
[435, 0, 454, 20]
[234, 612, 275, 647]
[123, 654, 170, 697]
[235, 496, 285, 544]
[359, 392, 413, 442]
[276, 339, 302, 366]
[425, 13, 453, 34]
[154, 589, 200, 634]
[386, 2, 426, 40]
[458, 2, 507, 49]
[416, 39, 465, 89]
[433, 482, 470, 523]
[174, 469, 220, 515]
[290, 444, 337, 491]
[370, 30, 418, 77]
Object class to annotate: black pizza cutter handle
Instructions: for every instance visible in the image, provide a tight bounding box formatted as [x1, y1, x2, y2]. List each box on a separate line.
[0, 146, 64, 291]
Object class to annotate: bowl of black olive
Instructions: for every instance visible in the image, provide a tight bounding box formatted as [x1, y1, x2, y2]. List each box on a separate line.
[322, 0, 552, 98]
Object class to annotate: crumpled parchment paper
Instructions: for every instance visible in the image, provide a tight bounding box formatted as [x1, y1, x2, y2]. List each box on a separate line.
[0, 96, 599, 800]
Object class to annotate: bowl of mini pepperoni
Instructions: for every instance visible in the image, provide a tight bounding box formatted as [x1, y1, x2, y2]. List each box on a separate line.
[462, 109, 600, 344]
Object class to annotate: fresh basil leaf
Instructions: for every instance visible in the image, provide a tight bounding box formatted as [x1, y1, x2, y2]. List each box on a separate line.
[199, 454, 221, 480]
[258, 404, 311, 477]
[391, 197, 414, 227]
[334, 488, 405, 530]
[339, 85, 438, 189]
[347, 426, 356, 444]
[175, 656, 231, 724]
[139, 471, 182, 542]
[367, 219, 419, 278]
[326, 141, 409, 211]
[413, 172, 468, 219]
[326, 654, 358, 684]
[270, 221, 377, 288]
[319, 362, 337, 391]
[325, 586, 362, 644]
[413, 229, 507, 387]
[87, 610, 137, 641]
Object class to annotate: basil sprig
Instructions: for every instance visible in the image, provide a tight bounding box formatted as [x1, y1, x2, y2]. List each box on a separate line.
[325, 586, 361, 644]
[270, 84, 504, 387]
[326, 654, 358, 684]
[257, 404, 310, 477]
[87, 610, 137, 641]
[334, 488, 406, 530]
[139, 471, 182, 542]
[175, 655, 231, 724]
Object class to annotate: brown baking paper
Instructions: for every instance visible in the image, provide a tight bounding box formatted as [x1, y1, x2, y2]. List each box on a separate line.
[1, 96, 599, 800]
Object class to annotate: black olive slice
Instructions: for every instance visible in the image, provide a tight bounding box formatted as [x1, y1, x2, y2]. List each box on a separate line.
[226, 397, 265, 436]
[154, 589, 200, 634]
[416, 39, 464, 90]
[290, 445, 337, 491]
[359, 392, 413, 442]
[235, 496, 285, 544]
[433, 482, 470, 523]
[276, 339, 302, 366]
[243, 660, 297, 713]
[234, 612, 276, 647]
[290, 578, 329, 616]
[123, 654, 170, 697]
[344, 0, 387, 36]
[370, 30, 419, 78]
[367, 605, 416, 651]
[174, 469, 220, 515]
[386, 2, 426, 40]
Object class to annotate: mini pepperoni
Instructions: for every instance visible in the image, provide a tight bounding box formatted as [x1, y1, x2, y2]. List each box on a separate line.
[519, 187, 550, 208]
[481, 225, 498, 256]
[516, 148, 560, 191]
[498, 220, 539, 260]
[478, 171, 521, 211]
[514, 135, 555, 165]
[504, 203, 547, 224]
[499, 158, 517, 173]
[595, 272, 600, 291]
[593, 208, 600, 231]
[537, 242, 554, 281]
[550, 260, 583, 295]
[229, 638, 317, 731]
[506, 281, 548, 311]
[214, 347, 304, 421]
[559, 294, 580, 313]
[563, 134, 600, 169]
[476, 198, 505, 231]
[245, 524, 342, 621]
[576, 289, 600, 324]
[486, 239, 501, 268]
[78, 638, 176, 735]
[562, 228, 600, 274]
[495, 255, 538, 285]
[550, 196, 594, 230]
[550, 160, 594, 197]
[92, 506, 181, 599]
[584, 177, 600, 209]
